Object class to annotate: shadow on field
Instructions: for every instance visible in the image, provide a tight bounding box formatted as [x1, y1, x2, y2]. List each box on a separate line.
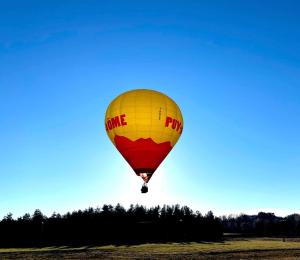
[3, 238, 300, 260]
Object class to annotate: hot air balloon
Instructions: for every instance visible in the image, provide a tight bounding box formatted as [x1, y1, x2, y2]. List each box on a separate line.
[105, 89, 183, 193]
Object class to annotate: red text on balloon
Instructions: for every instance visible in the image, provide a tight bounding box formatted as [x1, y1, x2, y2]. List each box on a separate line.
[106, 114, 127, 131]
[165, 116, 183, 134]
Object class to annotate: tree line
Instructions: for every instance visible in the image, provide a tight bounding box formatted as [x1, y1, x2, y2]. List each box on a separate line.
[1, 204, 300, 247]
[221, 212, 300, 237]
[0, 204, 222, 247]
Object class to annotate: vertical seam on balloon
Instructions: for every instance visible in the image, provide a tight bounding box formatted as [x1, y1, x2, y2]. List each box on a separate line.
[169, 101, 174, 147]
[134, 90, 137, 141]
[171, 102, 179, 146]
[118, 93, 123, 138]
[150, 91, 153, 139]
[108, 99, 114, 145]
[114, 97, 119, 144]
[174, 100, 180, 146]
[163, 94, 168, 144]
[110, 98, 115, 141]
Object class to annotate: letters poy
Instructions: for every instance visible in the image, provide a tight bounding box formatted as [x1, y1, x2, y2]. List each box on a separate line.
[165, 116, 183, 134]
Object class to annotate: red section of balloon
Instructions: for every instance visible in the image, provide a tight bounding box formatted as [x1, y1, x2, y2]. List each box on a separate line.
[114, 135, 172, 179]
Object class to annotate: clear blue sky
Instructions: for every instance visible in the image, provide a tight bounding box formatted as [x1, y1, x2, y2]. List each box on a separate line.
[0, 0, 299, 218]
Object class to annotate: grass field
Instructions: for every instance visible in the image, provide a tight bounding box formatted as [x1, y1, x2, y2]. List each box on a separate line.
[1, 238, 300, 259]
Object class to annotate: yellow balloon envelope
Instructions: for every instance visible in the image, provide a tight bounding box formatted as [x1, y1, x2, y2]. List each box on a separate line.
[105, 89, 183, 191]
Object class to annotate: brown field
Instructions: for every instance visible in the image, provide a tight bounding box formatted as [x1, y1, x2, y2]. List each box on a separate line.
[1, 238, 300, 259]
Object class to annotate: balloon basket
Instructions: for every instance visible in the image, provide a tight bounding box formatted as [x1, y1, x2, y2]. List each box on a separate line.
[141, 183, 148, 193]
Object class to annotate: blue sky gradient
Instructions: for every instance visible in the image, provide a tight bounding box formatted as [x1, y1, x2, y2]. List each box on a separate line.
[0, 0, 299, 218]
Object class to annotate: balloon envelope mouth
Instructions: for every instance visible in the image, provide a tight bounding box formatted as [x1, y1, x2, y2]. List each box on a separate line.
[138, 172, 153, 183]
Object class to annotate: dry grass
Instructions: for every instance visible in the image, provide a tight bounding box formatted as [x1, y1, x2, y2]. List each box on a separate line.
[1, 238, 300, 259]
